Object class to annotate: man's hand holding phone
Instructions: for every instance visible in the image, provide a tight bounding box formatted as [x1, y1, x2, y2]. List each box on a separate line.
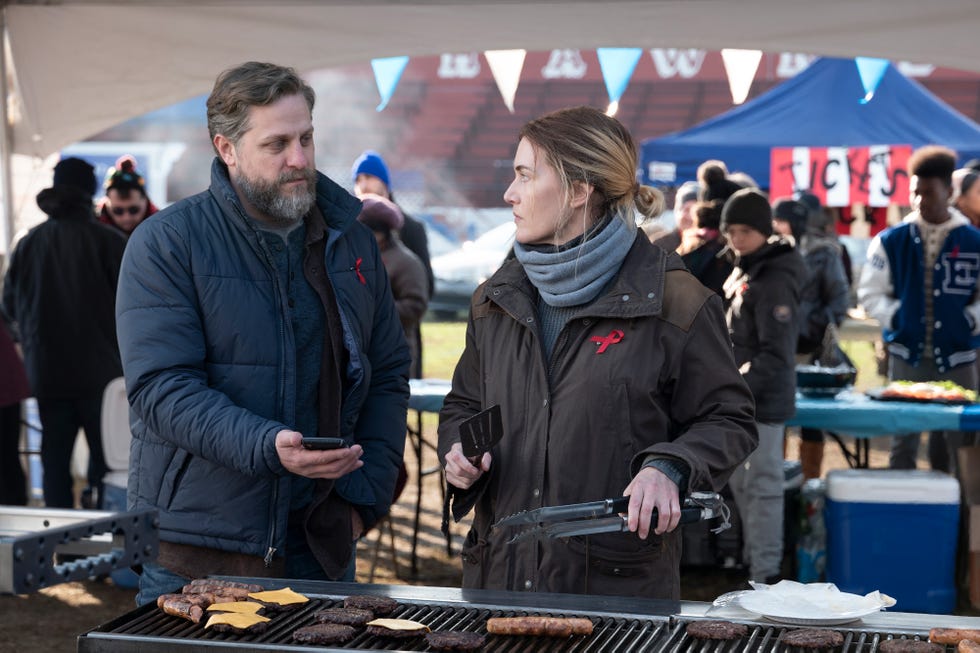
[276, 430, 363, 479]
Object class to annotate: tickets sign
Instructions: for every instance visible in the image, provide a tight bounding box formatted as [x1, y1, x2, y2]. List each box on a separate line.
[770, 145, 911, 208]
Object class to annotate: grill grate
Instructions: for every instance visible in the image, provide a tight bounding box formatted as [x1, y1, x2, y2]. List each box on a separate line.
[78, 582, 949, 653]
[80, 596, 673, 652]
[670, 619, 944, 653]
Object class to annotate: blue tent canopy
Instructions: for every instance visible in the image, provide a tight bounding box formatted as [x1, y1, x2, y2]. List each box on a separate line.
[640, 57, 980, 190]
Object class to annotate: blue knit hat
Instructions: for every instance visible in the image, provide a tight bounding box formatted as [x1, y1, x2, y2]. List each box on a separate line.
[351, 150, 391, 189]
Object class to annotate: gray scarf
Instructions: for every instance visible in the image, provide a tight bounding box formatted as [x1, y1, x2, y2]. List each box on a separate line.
[513, 215, 635, 307]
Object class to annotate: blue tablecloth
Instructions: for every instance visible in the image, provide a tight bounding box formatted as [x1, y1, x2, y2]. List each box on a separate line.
[788, 390, 968, 437]
[410, 381, 980, 437]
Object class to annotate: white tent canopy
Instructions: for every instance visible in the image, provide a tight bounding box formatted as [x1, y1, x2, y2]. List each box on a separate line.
[3, 0, 980, 245]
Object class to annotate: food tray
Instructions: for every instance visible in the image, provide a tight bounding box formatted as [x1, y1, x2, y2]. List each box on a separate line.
[866, 388, 974, 405]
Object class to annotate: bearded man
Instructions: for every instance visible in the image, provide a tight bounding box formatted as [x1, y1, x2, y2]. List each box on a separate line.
[116, 62, 410, 605]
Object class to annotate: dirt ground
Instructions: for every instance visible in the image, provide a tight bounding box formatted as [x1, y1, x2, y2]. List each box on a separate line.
[0, 430, 971, 652]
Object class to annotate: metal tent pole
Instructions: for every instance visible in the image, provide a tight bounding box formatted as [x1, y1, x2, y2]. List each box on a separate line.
[0, 6, 14, 256]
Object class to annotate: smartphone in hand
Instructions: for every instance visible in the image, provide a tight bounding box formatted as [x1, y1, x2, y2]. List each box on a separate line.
[301, 437, 348, 450]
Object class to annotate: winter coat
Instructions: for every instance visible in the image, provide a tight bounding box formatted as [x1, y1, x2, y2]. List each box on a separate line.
[2, 186, 126, 399]
[797, 238, 850, 355]
[116, 160, 411, 572]
[380, 236, 429, 374]
[858, 210, 980, 370]
[438, 233, 757, 599]
[724, 236, 806, 422]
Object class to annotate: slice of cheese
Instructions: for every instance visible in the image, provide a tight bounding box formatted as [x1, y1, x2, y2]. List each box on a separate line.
[206, 601, 262, 614]
[366, 618, 430, 632]
[247, 588, 309, 605]
[204, 612, 270, 629]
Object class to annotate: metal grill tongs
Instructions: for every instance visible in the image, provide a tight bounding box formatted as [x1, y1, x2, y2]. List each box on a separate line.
[492, 491, 730, 543]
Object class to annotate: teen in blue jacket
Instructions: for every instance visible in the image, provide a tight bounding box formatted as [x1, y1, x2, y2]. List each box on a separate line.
[116, 63, 410, 605]
[859, 145, 980, 473]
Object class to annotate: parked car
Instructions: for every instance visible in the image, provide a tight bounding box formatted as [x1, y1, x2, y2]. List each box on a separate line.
[429, 222, 515, 320]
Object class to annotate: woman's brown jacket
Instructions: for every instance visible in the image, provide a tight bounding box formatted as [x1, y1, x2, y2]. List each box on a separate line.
[438, 234, 757, 600]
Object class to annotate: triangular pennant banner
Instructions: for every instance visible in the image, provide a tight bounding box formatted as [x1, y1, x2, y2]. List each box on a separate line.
[721, 49, 762, 104]
[855, 57, 890, 104]
[596, 48, 642, 109]
[484, 49, 526, 113]
[371, 56, 409, 111]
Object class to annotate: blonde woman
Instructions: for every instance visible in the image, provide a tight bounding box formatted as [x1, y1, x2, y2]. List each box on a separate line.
[438, 106, 757, 599]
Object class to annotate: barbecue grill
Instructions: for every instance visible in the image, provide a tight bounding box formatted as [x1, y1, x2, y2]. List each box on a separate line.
[77, 578, 980, 652]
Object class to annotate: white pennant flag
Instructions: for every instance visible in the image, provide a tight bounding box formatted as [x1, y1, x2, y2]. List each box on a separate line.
[721, 49, 762, 104]
[371, 56, 409, 111]
[485, 49, 526, 113]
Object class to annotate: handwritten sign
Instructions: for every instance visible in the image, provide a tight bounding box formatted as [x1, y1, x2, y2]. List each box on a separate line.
[770, 145, 911, 208]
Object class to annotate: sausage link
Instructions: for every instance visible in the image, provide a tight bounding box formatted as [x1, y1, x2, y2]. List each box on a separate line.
[160, 597, 204, 623]
[960, 641, 980, 653]
[486, 616, 593, 637]
[186, 578, 264, 592]
[931, 629, 980, 645]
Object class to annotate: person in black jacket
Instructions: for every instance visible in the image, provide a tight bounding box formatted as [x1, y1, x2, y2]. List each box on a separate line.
[722, 188, 806, 584]
[2, 157, 126, 508]
[772, 198, 850, 479]
[352, 150, 432, 378]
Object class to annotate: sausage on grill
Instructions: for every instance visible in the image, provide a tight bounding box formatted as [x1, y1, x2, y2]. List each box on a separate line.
[486, 616, 594, 637]
[185, 579, 264, 592]
[932, 629, 980, 645]
[156, 593, 211, 610]
[159, 597, 204, 624]
[181, 584, 251, 601]
[960, 640, 980, 653]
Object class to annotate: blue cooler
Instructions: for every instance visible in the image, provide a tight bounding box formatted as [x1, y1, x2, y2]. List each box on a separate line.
[825, 469, 960, 614]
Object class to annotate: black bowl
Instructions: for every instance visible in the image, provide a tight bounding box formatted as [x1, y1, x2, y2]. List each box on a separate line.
[796, 364, 857, 389]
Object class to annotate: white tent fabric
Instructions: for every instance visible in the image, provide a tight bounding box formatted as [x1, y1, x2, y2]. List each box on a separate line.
[3, 0, 980, 248]
[7, 0, 980, 159]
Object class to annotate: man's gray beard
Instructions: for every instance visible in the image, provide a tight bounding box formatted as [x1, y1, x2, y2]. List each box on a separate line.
[237, 168, 317, 225]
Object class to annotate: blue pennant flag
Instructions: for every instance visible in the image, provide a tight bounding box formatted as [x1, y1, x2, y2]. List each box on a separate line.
[855, 57, 890, 104]
[596, 48, 642, 105]
[371, 56, 409, 111]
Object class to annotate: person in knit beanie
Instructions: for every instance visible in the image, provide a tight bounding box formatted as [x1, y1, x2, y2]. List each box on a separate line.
[720, 187, 773, 238]
[97, 155, 159, 236]
[722, 185, 806, 585]
[351, 149, 432, 378]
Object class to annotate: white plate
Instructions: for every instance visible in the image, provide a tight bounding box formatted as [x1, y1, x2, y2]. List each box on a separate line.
[733, 582, 894, 626]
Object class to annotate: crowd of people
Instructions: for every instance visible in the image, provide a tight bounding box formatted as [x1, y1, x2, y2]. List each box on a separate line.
[0, 59, 977, 603]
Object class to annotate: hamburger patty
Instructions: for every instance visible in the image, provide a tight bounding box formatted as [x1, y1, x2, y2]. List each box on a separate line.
[780, 628, 845, 649]
[881, 639, 944, 653]
[343, 594, 398, 616]
[425, 631, 487, 651]
[314, 607, 375, 626]
[686, 620, 750, 640]
[292, 623, 357, 645]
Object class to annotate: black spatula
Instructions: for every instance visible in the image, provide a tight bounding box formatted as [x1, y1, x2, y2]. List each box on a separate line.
[459, 404, 502, 464]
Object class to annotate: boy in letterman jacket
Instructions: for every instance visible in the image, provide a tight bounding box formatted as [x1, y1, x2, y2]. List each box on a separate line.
[859, 146, 980, 475]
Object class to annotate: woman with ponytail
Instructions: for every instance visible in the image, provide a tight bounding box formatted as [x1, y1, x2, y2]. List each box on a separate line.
[438, 106, 757, 599]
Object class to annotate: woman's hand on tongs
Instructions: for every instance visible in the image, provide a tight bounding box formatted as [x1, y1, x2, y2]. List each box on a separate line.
[444, 442, 492, 490]
[623, 467, 681, 539]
